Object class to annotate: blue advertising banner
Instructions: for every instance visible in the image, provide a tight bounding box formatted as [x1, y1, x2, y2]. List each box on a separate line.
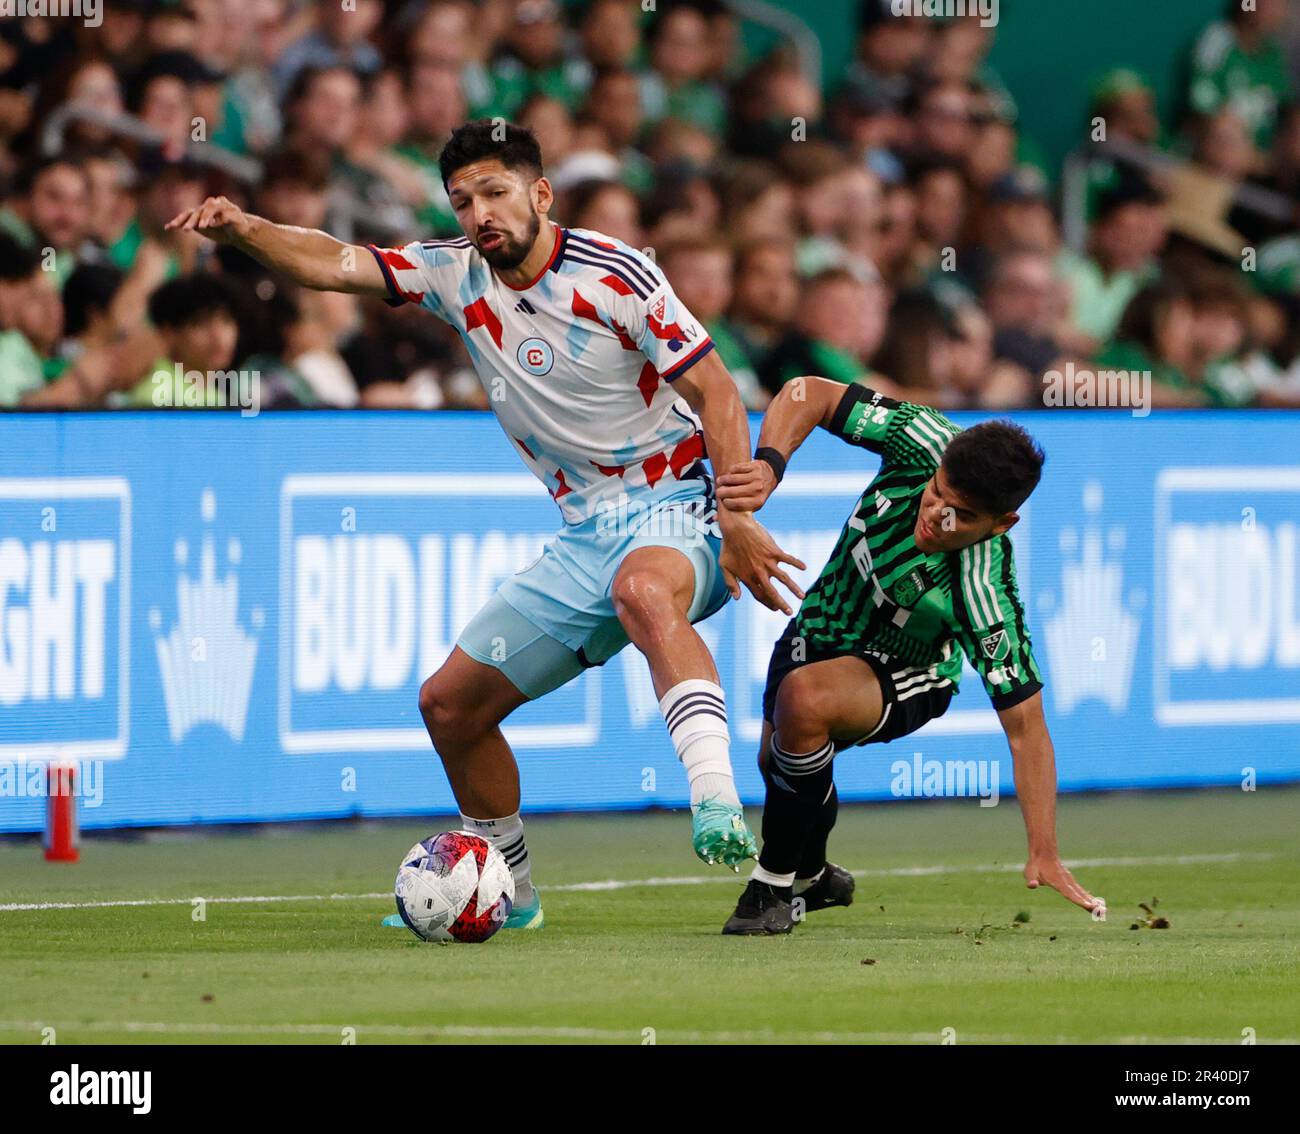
[1, 410, 1297, 831]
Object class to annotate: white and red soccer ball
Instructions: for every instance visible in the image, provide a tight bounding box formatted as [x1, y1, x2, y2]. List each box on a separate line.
[394, 831, 514, 943]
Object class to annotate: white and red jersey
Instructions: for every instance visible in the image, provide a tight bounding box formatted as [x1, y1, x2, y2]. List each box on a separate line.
[366, 225, 716, 524]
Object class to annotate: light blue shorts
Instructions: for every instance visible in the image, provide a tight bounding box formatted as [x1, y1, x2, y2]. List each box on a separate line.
[456, 485, 730, 700]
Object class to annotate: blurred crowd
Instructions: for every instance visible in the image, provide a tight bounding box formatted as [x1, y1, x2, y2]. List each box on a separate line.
[2, 0, 1300, 410]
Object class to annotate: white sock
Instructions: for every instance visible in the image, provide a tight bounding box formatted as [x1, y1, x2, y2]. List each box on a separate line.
[752, 864, 795, 888]
[794, 867, 825, 895]
[460, 811, 533, 904]
[658, 678, 740, 809]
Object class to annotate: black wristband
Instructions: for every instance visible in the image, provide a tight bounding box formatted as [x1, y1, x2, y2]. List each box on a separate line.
[755, 446, 787, 484]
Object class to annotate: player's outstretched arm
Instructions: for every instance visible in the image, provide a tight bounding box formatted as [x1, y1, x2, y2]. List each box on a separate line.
[716, 375, 851, 512]
[997, 692, 1106, 917]
[164, 196, 390, 297]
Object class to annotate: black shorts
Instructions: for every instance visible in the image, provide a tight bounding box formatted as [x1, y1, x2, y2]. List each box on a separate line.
[761, 618, 954, 750]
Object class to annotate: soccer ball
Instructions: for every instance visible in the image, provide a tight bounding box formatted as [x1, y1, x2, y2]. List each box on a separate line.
[393, 831, 515, 943]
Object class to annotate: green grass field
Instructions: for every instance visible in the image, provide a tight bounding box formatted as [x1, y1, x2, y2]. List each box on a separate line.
[1, 787, 1297, 1045]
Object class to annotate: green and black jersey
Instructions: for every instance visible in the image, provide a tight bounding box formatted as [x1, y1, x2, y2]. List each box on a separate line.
[794, 386, 1042, 711]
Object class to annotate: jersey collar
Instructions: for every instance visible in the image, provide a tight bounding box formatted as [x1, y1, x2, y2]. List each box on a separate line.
[499, 223, 568, 291]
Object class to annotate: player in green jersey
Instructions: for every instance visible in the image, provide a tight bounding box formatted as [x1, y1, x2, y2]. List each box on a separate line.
[715, 377, 1104, 934]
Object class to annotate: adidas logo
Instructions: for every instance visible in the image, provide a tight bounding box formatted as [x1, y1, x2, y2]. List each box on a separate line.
[1042, 481, 1140, 713]
[515, 298, 536, 314]
[149, 488, 261, 742]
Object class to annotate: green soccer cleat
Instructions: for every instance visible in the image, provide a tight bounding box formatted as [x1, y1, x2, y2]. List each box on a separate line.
[691, 798, 758, 870]
[503, 887, 544, 930]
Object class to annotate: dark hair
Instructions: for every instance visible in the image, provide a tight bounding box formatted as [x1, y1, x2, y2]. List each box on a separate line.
[871, 290, 948, 392]
[1116, 276, 1191, 354]
[260, 147, 331, 193]
[62, 263, 125, 338]
[941, 420, 1045, 515]
[563, 177, 632, 225]
[438, 119, 544, 188]
[285, 64, 362, 112]
[147, 274, 237, 330]
[0, 233, 40, 282]
[14, 155, 90, 198]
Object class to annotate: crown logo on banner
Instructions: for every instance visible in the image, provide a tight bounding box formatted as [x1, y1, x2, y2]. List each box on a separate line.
[150, 488, 262, 742]
[1042, 481, 1141, 713]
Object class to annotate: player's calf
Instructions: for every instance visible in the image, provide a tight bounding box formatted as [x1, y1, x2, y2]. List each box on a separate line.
[613, 549, 757, 867]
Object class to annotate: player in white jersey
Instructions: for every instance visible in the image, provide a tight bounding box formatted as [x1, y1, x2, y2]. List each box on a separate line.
[168, 121, 805, 929]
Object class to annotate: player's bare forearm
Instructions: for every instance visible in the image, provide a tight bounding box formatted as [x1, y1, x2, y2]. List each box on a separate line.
[998, 693, 1060, 856]
[673, 351, 806, 613]
[999, 692, 1104, 914]
[230, 214, 384, 293]
[716, 375, 847, 512]
[673, 349, 753, 489]
[164, 196, 388, 296]
[756, 375, 847, 460]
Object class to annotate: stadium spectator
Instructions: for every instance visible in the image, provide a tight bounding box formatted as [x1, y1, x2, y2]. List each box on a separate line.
[849, 0, 928, 109]
[759, 267, 891, 394]
[643, 0, 727, 135]
[126, 274, 241, 409]
[658, 237, 766, 409]
[0, 157, 92, 289]
[1089, 68, 1162, 147]
[1193, 107, 1263, 181]
[484, 0, 588, 119]
[983, 249, 1072, 384]
[726, 237, 799, 377]
[0, 0, 1294, 411]
[1187, 0, 1292, 149]
[579, 0, 643, 72]
[60, 262, 126, 362]
[909, 80, 978, 165]
[581, 67, 653, 193]
[562, 177, 643, 248]
[272, 0, 385, 99]
[0, 233, 53, 404]
[1058, 182, 1167, 353]
[1097, 278, 1211, 406]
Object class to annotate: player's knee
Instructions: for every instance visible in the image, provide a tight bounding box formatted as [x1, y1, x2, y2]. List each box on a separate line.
[773, 666, 834, 745]
[611, 567, 676, 628]
[419, 674, 480, 750]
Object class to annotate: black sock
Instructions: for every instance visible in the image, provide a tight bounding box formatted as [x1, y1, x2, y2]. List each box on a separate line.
[757, 739, 835, 876]
[796, 782, 839, 880]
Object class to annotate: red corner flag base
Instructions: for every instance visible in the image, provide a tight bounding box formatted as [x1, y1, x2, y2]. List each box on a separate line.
[43, 762, 80, 863]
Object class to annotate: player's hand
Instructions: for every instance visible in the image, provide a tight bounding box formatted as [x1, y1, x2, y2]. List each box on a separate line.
[717, 459, 778, 513]
[718, 511, 806, 616]
[164, 195, 251, 245]
[1024, 854, 1105, 917]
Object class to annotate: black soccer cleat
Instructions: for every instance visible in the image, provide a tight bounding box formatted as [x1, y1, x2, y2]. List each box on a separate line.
[794, 861, 855, 913]
[721, 880, 795, 936]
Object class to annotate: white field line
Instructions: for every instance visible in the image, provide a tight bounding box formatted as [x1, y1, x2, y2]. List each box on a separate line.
[0, 851, 1275, 912]
[0, 1019, 1294, 1044]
